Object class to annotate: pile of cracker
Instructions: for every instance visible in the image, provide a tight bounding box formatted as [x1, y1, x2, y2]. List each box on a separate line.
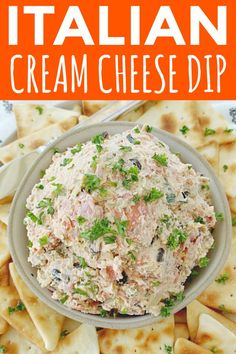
[0, 100, 235, 353]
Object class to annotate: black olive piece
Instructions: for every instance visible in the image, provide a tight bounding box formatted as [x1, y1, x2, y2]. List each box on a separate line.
[118, 271, 128, 285]
[126, 134, 135, 144]
[109, 308, 118, 317]
[52, 269, 61, 281]
[129, 158, 142, 170]
[182, 191, 189, 199]
[73, 262, 81, 268]
[102, 131, 109, 139]
[156, 248, 165, 262]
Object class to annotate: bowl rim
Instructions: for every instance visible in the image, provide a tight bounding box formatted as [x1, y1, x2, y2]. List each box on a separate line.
[8, 121, 232, 329]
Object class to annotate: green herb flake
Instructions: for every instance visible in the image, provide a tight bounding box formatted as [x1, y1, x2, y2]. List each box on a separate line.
[26, 211, 38, 223]
[112, 159, 125, 173]
[132, 195, 141, 204]
[201, 184, 210, 191]
[215, 212, 224, 221]
[223, 164, 228, 172]
[210, 346, 219, 354]
[128, 251, 136, 262]
[77, 216, 86, 225]
[28, 240, 33, 248]
[121, 308, 128, 315]
[145, 125, 153, 133]
[224, 128, 234, 134]
[52, 183, 64, 197]
[100, 308, 108, 318]
[134, 139, 141, 145]
[164, 344, 173, 354]
[80, 218, 115, 242]
[60, 294, 69, 304]
[8, 301, 26, 315]
[215, 273, 229, 284]
[36, 184, 44, 190]
[49, 176, 56, 182]
[52, 147, 60, 154]
[144, 188, 164, 203]
[218, 304, 229, 314]
[39, 235, 49, 247]
[60, 329, 70, 338]
[232, 216, 236, 227]
[134, 127, 140, 134]
[126, 238, 133, 246]
[104, 235, 117, 244]
[152, 153, 168, 167]
[152, 280, 161, 287]
[35, 106, 43, 115]
[199, 256, 209, 268]
[73, 288, 89, 297]
[115, 219, 129, 236]
[167, 229, 188, 250]
[179, 125, 190, 136]
[204, 128, 216, 136]
[71, 143, 82, 155]
[92, 134, 105, 145]
[18, 143, 25, 149]
[194, 216, 205, 224]
[0, 345, 6, 353]
[96, 144, 103, 153]
[82, 174, 101, 193]
[119, 145, 132, 153]
[61, 158, 73, 167]
[77, 256, 87, 268]
[90, 155, 98, 170]
[160, 305, 171, 318]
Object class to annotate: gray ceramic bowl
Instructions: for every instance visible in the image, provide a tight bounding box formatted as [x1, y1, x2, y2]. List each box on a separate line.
[8, 122, 232, 329]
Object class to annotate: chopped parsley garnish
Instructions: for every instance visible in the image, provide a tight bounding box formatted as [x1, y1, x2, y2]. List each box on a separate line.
[35, 106, 43, 114]
[28, 240, 33, 248]
[80, 218, 115, 242]
[60, 329, 70, 338]
[52, 183, 64, 196]
[71, 143, 82, 155]
[0, 345, 6, 353]
[179, 125, 190, 135]
[115, 219, 129, 236]
[232, 216, 236, 226]
[119, 145, 132, 152]
[36, 184, 44, 190]
[8, 301, 26, 315]
[215, 273, 229, 284]
[190, 268, 199, 278]
[90, 155, 98, 170]
[166, 193, 176, 204]
[96, 144, 103, 153]
[204, 128, 216, 136]
[144, 188, 164, 203]
[167, 229, 187, 250]
[134, 127, 140, 134]
[26, 211, 38, 223]
[218, 304, 229, 314]
[152, 280, 161, 287]
[134, 139, 141, 145]
[152, 153, 168, 167]
[112, 159, 125, 173]
[128, 251, 136, 262]
[194, 216, 205, 224]
[145, 125, 153, 133]
[100, 308, 108, 317]
[160, 215, 171, 226]
[37, 198, 54, 215]
[61, 158, 73, 166]
[18, 143, 25, 149]
[160, 292, 185, 318]
[126, 238, 133, 246]
[77, 216, 86, 225]
[39, 235, 49, 246]
[78, 256, 87, 268]
[60, 294, 69, 304]
[132, 195, 141, 204]
[73, 288, 89, 297]
[199, 256, 209, 268]
[82, 174, 101, 193]
[164, 344, 173, 354]
[215, 212, 224, 221]
[201, 184, 210, 191]
[92, 134, 105, 145]
[224, 128, 234, 133]
[104, 235, 117, 244]
[50, 176, 56, 182]
[210, 346, 219, 354]
[223, 164, 228, 172]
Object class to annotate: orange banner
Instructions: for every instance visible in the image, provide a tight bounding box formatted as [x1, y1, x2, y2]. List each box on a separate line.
[0, 0, 235, 99]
